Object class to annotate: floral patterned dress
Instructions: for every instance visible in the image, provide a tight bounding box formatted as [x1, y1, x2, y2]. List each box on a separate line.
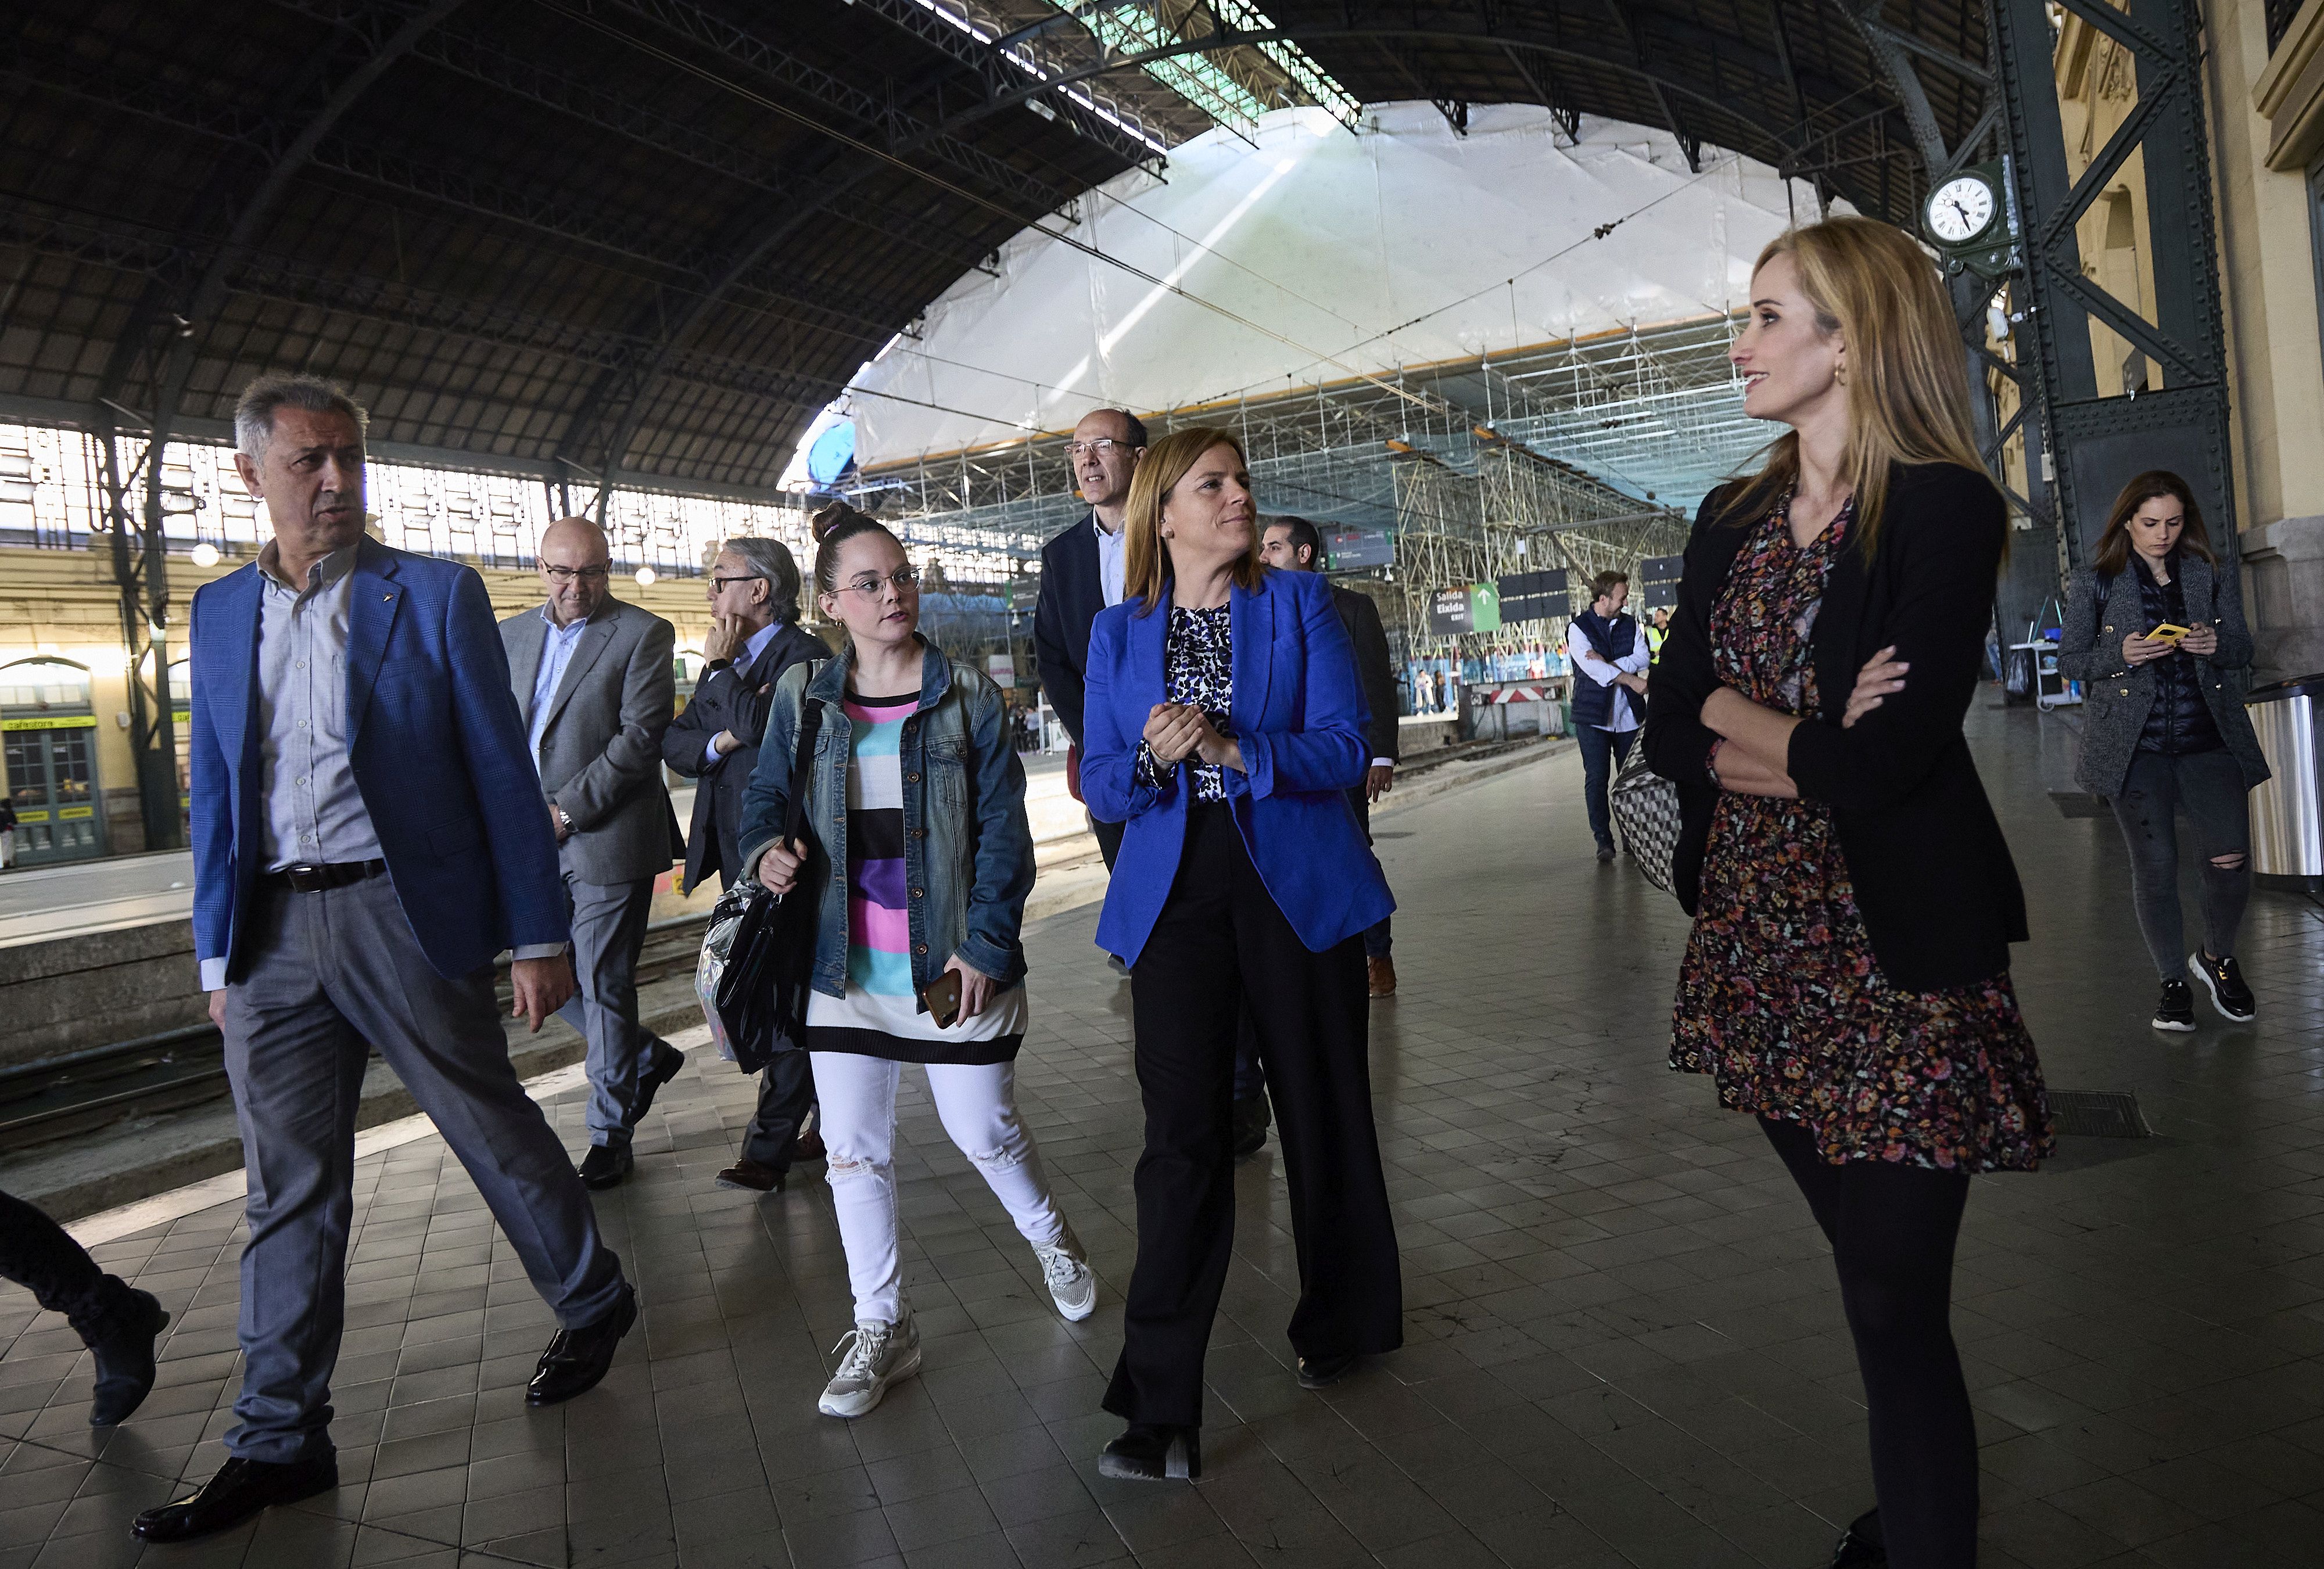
[1669, 499, 2053, 1173]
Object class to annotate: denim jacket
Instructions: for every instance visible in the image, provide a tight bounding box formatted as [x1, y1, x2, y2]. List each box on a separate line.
[736, 637, 1035, 1001]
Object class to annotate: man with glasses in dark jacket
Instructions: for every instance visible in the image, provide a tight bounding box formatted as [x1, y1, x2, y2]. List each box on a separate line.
[664, 537, 829, 1191]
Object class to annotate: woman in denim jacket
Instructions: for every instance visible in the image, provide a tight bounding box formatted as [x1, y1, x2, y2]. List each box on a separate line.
[737, 502, 1095, 1420]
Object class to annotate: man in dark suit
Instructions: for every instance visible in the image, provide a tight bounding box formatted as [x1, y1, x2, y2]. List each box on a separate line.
[149, 373, 633, 1545]
[1034, 408, 1146, 886]
[1230, 516, 1404, 1157]
[500, 516, 685, 1191]
[1262, 517, 1401, 989]
[662, 536, 828, 1193]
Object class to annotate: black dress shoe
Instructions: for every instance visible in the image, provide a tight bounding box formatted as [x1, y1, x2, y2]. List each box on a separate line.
[1098, 1423, 1200, 1481]
[131, 1453, 338, 1542]
[630, 1040, 687, 1123]
[526, 1283, 637, 1406]
[1231, 1093, 1271, 1159]
[577, 1143, 633, 1190]
[1296, 1352, 1358, 1389]
[1828, 1506, 1885, 1567]
[88, 1289, 169, 1426]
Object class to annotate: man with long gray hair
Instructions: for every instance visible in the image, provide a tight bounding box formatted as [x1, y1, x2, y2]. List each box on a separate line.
[140, 372, 634, 1545]
[662, 534, 829, 1192]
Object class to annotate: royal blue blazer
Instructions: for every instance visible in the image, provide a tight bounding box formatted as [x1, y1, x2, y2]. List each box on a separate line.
[1082, 566, 1393, 965]
[188, 538, 571, 983]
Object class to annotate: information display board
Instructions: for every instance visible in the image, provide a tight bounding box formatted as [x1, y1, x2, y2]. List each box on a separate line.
[1323, 526, 1395, 571]
[1495, 568, 1570, 626]
[1638, 553, 1684, 611]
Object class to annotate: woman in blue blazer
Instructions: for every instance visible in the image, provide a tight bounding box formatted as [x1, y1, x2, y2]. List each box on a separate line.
[1080, 426, 1400, 1481]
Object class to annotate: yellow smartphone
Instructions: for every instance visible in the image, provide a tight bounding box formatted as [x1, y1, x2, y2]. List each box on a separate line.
[2147, 623, 2190, 644]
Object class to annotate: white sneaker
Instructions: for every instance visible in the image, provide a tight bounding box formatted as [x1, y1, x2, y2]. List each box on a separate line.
[817, 1315, 921, 1418]
[1035, 1234, 1097, 1322]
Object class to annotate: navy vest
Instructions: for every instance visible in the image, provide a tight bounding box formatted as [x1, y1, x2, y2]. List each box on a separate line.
[1570, 610, 1641, 729]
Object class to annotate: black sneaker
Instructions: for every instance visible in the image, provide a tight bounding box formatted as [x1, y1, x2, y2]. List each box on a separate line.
[2151, 977, 2196, 1033]
[2187, 952, 2257, 1022]
[1595, 842, 1616, 864]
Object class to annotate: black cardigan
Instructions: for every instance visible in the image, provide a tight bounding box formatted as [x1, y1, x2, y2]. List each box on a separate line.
[1642, 462, 2028, 992]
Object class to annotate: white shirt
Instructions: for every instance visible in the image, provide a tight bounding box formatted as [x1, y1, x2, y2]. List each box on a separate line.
[1565, 619, 1649, 733]
[1094, 515, 1127, 608]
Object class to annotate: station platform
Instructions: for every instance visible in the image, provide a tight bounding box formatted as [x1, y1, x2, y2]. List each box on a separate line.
[2, 705, 2320, 1568]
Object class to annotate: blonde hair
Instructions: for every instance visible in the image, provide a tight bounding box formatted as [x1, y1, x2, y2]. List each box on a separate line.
[1719, 216, 1993, 556]
[1122, 426, 1265, 613]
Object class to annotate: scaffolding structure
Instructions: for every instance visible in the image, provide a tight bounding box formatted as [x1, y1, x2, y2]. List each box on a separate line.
[847, 311, 1739, 659]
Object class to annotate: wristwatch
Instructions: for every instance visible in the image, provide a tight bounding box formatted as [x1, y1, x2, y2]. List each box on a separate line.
[556, 806, 576, 835]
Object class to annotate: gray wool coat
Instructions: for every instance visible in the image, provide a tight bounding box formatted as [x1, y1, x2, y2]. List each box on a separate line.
[2053, 551, 2271, 799]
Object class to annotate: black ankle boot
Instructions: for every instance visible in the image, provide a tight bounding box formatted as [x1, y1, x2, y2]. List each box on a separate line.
[1098, 1423, 1200, 1481]
[87, 1288, 168, 1427]
[1828, 1506, 1884, 1567]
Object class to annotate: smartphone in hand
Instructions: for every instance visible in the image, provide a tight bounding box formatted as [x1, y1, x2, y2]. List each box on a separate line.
[919, 969, 964, 1029]
[2147, 623, 2191, 644]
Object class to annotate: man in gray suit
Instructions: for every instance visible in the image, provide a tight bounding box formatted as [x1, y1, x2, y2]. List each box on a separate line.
[501, 517, 684, 1190]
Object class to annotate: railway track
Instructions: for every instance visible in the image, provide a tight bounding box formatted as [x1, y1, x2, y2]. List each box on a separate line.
[0, 914, 712, 1153]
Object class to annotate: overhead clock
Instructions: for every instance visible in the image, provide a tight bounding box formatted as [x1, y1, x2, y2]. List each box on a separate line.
[1920, 161, 2014, 279]
[1926, 175, 1996, 244]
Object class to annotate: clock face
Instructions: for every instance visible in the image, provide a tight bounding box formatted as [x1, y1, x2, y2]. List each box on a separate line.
[1927, 176, 1997, 245]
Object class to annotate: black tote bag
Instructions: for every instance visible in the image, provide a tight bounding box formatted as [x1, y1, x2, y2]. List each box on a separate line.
[697, 694, 824, 1073]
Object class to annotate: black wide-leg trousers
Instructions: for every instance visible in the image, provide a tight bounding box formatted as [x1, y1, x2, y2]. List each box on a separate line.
[1104, 802, 1401, 1427]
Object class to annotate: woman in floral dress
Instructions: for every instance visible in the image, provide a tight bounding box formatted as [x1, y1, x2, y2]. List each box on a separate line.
[1647, 217, 2051, 1569]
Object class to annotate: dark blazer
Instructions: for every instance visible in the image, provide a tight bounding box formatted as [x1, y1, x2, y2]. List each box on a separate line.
[1644, 462, 2028, 992]
[661, 619, 827, 893]
[2054, 554, 2269, 798]
[1033, 513, 1106, 747]
[1332, 584, 1400, 763]
[188, 538, 568, 982]
[1082, 568, 1392, 965]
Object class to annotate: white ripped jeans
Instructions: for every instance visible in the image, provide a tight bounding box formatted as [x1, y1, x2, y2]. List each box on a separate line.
[810, 1053, 1070, 1326]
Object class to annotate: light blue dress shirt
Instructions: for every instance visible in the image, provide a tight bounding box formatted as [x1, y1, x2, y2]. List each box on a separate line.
[528, 604, 593, 763]
[255, 544, 379, 874]
[702, 620, 783, 767]
[1095, 516, 1126, 609]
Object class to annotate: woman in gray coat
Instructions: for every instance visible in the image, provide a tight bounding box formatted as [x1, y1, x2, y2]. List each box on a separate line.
[2056, 471, 2270, 1031]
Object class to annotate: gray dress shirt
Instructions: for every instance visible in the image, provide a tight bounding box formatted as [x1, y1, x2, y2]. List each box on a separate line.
[256, 544, 381, 872]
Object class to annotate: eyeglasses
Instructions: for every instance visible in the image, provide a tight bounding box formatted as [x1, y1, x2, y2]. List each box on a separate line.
[541, 565, 609, 584]
[1067, 439, 1134, 458]
[709, 574, 766, 591]
[839, 566, 920, 598]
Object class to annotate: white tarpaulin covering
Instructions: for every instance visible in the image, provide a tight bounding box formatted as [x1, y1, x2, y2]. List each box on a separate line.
[850, 101, 1827, 464]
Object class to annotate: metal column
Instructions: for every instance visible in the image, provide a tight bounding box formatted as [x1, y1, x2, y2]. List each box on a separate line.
[1992, 0, 2237, 577]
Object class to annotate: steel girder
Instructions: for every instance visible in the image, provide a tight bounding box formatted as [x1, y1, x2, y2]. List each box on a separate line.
[1992, 0, 2235, 578]
[84, 0, 472, 854]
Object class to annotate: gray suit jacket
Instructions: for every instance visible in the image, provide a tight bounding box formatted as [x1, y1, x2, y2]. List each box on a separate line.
[499, 597, 683, 885]
[2055, 551, 2270, 798]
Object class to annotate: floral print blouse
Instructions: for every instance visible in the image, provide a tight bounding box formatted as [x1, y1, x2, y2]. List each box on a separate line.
[1134, 604, 1232, 802]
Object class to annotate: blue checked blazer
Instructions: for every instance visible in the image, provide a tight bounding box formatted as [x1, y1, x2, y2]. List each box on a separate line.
[188, 537, 569, 982]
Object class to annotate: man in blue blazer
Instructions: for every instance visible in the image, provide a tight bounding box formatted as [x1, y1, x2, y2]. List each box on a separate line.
[134, 375, 635, 1546]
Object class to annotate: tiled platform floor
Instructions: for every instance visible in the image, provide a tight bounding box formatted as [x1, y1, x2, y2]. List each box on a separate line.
[3, 703, 2321, 1568]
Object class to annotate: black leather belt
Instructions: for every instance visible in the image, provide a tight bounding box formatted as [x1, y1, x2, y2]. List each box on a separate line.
[262, 859, 386, 893]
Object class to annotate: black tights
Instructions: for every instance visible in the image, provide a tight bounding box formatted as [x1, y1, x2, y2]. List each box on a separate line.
[1762, 1118, 1977, 1569]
